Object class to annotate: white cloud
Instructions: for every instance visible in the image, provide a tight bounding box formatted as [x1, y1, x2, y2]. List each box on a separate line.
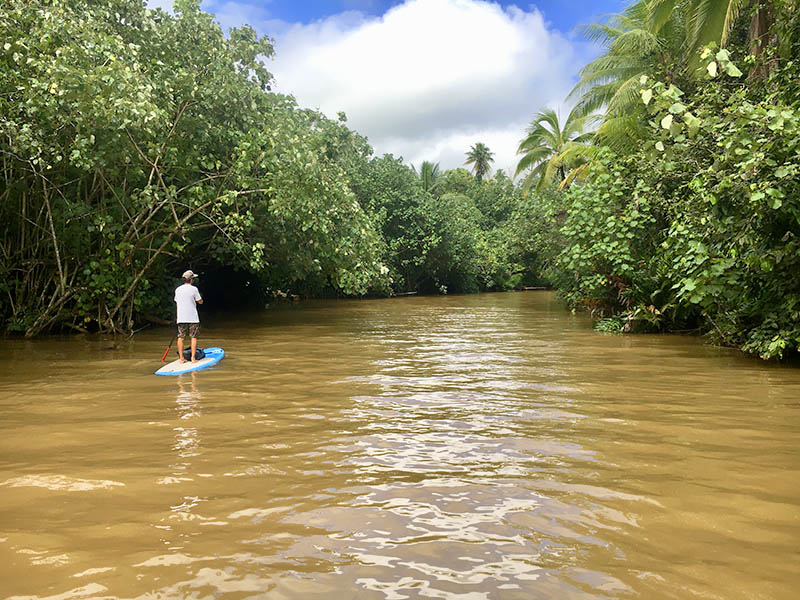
[208, 0, 596, 176]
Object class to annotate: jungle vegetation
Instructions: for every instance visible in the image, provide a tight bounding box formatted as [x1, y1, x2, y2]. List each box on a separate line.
[1, 0, 798, 360]
[516, 0, 800, 359]
[0, 0, 533, 336]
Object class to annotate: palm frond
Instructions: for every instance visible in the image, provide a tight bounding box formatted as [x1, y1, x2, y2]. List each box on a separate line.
[519, 162, 548, 195]
[647, 0, 679, 32]
[605, 74, 648, 116]
[555, 142, 602, 165]
[611, 27, 664, 55]
[567, 0, 688, 149]
[514, 147, 551, 176]
[560, 163, 592, 189]
[721, 0, 748, 45]
[515, 105, 596, 188]
[594, 113, 649, 152]
[577, 22, 624, 45]
[542, 153, 563, 186]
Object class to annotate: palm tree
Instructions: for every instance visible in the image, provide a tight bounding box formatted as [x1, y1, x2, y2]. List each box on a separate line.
[568, 0, 685, 149]
[464, 143, 494, 182]
[647, 0, 790, 77]
[514, 106, 595, 191]
[571, 0, 793, 148]
[648, 0, 770, 49]
[412, 161, 443, 196]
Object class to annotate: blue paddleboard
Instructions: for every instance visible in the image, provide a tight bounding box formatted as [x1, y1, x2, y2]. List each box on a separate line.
[155, 347, 225, 376]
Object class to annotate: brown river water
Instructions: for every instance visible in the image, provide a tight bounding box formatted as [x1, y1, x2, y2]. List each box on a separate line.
[1, 291, 798, 600]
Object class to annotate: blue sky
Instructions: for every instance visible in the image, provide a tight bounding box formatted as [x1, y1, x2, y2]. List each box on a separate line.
[202, 1, 626, 34]
[150, 0, 624, 174]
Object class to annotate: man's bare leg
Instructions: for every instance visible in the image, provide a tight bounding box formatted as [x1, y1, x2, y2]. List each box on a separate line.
[191, 336, 198, 362]
[177, 336, 185, 363]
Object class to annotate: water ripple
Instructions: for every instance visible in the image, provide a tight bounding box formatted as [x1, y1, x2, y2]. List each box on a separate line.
[1, 294, 798, 599]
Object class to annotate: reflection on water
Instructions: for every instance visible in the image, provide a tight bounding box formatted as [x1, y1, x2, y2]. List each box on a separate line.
[158, 377, 202, 488]
[0, 292, 798, 599]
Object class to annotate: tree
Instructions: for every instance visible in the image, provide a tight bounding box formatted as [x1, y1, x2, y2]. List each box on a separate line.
[648, 0, 800, 79]
[347, 155, 440, 293]
[439, 168, 474, 195]
[464, 142, 495, 181]
[411, 161, 443, 196]
[514, 107, 594, 191]
[470, 170, 518, 226]
[421, 193, 484, 293]
[568, 0, 685, 150]
[0, 0, 388, 335]
[648, 0, 765, 49]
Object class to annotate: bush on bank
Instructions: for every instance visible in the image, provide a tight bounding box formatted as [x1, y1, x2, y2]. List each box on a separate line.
[525, 50, 800, 359]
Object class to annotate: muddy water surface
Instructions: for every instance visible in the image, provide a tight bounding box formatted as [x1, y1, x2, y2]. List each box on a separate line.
[1, 292, 798, 599]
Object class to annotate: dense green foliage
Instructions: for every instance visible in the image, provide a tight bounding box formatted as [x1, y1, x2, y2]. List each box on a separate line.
[3, 0, 797, 362]
[0, 0, 392, 335]
[0, 0, 527, 336]
[517, 0, 800, 359]
[350, 158, 525, 295]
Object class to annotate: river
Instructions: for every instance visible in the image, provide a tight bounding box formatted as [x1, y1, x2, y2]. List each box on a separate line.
[1, 291, 798, 599]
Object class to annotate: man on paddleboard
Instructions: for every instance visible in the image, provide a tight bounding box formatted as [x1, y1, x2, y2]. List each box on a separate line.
[175, 270, 203, 363]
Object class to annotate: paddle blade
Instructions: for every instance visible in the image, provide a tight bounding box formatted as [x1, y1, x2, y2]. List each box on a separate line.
[160, 346, 171, 362]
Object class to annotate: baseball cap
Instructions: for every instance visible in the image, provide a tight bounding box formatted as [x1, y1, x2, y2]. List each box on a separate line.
[182, 270, 197, 279]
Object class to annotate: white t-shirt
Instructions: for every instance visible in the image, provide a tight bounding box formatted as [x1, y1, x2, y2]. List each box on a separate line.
[174, 283, 202, 323]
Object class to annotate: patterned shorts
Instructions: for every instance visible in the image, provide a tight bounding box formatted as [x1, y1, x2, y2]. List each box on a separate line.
[177, 323, 200, 338]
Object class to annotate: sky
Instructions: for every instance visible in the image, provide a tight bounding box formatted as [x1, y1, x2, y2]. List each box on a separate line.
[148, 0, 626, 176]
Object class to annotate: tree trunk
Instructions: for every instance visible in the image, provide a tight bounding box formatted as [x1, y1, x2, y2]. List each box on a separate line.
[748, 0, 778, 79]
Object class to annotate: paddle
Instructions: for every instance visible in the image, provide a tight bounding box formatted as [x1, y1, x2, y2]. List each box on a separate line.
[161, 332, 177, 362]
